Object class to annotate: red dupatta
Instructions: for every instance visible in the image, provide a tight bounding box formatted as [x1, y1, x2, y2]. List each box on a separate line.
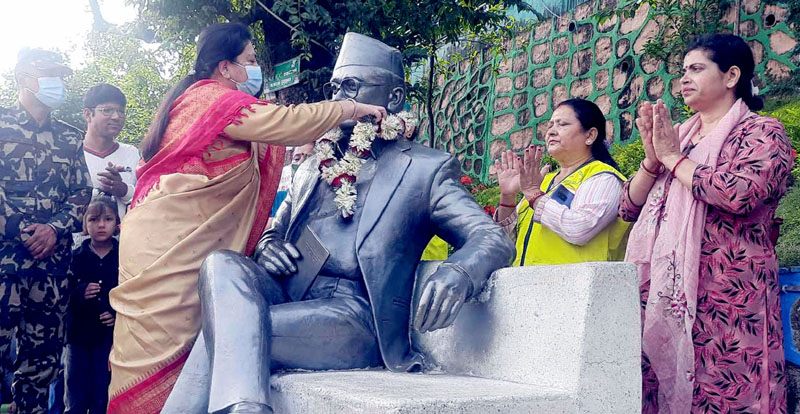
[131, 79, 283, 254]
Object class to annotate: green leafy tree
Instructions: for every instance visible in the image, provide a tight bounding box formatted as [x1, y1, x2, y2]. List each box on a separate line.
[60, 29, 175, 145]
[127, 0, 336, 103]
[0, 29, 174, 147]
[331, 0, 531, 144]
[127, 0, 530, 115]
[767, 100, 800, 265]
[3, 1, 531, 145]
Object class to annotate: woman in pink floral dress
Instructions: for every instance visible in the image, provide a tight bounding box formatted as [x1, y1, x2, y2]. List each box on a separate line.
[621, 34, 792, 413]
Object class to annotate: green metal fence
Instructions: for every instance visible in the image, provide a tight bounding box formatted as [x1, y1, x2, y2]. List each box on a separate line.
[417, 0, 798, 181]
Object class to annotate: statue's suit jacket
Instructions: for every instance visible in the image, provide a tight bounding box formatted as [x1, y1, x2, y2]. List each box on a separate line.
[262, 139, 515, 372]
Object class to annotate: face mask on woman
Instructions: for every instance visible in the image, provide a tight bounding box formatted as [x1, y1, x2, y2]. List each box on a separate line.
[232, 63, 263, 97]
[27, 76, 66, 108]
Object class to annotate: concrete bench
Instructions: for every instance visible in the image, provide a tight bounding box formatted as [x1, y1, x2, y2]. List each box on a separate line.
[271, 262, 642, 413]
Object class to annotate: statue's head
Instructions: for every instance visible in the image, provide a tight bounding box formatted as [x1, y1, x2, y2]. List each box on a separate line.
[325, 33, 405, 120]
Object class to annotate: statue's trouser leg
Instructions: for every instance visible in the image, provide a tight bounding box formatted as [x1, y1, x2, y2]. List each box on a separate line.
[161, 331, 212, 414]
[166, 250, 381, 413]
[269, 276, 381, 372]
[200, 250, 288, 412]
[162, 250, 288, 414]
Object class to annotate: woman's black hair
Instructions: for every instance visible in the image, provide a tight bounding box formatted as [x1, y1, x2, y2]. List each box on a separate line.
[556, 98, 620, 171]
[685, 34, 764, 111]
[140, 22, 253, 161]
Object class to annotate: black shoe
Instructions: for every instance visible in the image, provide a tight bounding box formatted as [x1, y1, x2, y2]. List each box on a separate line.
[215, 402, 273, 414]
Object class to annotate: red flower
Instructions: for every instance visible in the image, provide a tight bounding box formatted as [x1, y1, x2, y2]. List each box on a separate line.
[331, 174, 356, 187]
[792, 149, 797, 158]
[483, 205, 496, 216]
[320, 158, 335, 168]
[350, 147, 371, 158]
[460, 175, 473, 185]
[471, 187, 478, 194]
[477, 184, 486, 191]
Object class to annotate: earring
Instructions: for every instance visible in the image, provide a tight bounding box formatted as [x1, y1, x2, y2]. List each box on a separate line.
[585, 140, 592, 145]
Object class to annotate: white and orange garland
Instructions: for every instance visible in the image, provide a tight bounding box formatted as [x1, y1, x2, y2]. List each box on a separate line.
[315, 111, 416, 218]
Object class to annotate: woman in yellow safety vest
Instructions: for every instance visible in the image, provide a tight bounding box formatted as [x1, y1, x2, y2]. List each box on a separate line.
[494, 98, 630, 266]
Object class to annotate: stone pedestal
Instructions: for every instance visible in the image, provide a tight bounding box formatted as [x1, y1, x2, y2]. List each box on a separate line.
[270, 262, 642, 413]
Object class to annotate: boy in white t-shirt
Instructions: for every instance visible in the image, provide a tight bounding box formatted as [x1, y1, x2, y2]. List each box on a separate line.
[81, 84, 140, 219]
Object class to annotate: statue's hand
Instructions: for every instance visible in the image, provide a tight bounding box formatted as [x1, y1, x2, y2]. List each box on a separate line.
[254, 238, 301, 277]
[413, 266, 472, 333]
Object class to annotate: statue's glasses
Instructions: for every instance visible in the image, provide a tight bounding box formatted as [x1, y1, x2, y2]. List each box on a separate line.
[322, 78, 385, 100]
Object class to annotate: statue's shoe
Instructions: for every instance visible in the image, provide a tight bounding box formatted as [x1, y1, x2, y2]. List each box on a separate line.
[214, 402, 274, 414]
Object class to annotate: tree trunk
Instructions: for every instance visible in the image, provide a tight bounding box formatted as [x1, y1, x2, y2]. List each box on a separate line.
[88, 0, 111, 31]
[427, 52, 436, 148]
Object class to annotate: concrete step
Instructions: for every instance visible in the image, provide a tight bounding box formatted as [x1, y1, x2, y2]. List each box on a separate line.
[271, 369, 574, 413]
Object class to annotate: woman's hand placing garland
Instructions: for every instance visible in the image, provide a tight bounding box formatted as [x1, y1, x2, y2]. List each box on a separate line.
[338, 100, 388, 122]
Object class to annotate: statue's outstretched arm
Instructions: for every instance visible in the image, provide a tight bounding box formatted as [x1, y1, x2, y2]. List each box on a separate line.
[428, 157, 516, 287]
[414, 157, 516, 332]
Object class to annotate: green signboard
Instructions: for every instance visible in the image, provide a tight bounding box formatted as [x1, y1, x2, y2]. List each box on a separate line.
[266, 56, 300, 92]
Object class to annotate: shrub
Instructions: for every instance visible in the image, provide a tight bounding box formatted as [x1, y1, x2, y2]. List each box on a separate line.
[611, 139, 646, 178]
[777, 187, 800, 266]
[769, 100, 800, 266]
[764, 101, 800, 183]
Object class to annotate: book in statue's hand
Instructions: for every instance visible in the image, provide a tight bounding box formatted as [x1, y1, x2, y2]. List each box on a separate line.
[286, 225, 329, 301]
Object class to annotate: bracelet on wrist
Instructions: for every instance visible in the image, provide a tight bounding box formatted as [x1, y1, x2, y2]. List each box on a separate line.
[527, 192, 545, 208]
[640, 160, 663, 178]
[625, 183, 645, 208]
[346, 98, 357, 120]
[498, 202, 516, 208]
[670, 155, 688, 176]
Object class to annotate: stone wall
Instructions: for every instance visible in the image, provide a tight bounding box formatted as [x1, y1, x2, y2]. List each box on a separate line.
[416, 0, 799, 181]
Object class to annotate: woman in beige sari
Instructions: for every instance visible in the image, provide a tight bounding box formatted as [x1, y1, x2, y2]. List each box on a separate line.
[107, 23, 386, 414]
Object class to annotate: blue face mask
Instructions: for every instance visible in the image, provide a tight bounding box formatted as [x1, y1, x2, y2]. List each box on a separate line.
[232, 63, 263, 97]
[27, 77, 66, 108]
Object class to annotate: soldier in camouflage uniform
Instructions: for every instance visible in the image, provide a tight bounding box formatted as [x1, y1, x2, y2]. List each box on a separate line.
[0, 49, 92, 414]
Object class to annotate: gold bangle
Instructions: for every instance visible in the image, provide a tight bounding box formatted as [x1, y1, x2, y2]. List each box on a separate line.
[346, 98, 357, 120]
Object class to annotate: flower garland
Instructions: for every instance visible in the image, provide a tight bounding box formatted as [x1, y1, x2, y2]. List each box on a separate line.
[315, 111, 417, 219]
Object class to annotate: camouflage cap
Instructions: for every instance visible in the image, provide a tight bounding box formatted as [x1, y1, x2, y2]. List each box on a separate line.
[16, 48, 73, 76]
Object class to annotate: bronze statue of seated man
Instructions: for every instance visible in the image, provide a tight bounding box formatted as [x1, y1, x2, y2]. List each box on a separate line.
[163, 33, 515, 414]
